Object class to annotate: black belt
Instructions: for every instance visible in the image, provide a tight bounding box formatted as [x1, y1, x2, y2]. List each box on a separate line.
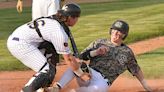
[12, 37, 19, 41]
[106, 80, 110, 85]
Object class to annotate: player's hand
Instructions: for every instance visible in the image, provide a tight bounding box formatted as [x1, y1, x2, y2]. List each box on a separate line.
[80, 73, 91, 82]
[142, 81, 152, 92]
[96, 45, 109, 55]
[16, 0, 23, 13]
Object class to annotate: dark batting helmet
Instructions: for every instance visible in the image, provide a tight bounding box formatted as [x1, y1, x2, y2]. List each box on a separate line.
[110, 20, 129, 40]
[58, 3, 81, 17]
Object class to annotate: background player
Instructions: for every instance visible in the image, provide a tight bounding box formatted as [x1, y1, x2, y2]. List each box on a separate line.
[51, 20, 153, 92]
[7, 3, 81, 92]
[16, 0, 65, 20]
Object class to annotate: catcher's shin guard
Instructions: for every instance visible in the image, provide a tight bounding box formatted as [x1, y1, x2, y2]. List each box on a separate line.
[22, 65, 56, 92]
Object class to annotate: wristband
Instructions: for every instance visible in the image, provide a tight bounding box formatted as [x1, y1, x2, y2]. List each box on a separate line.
[90, 50, 97, 57]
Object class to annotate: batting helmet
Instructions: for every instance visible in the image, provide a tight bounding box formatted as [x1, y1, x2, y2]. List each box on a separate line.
[58, 3, 81, 17]
[110, 20, 129, 40]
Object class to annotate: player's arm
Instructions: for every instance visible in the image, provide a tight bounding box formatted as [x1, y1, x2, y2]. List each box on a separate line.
[127, 49, 152, 92]
[16, 0, 23, 13]
[62, 54, 85, 76]
[80, 45, 108, 60]
[62, 52, 90, 79]
[62, 54, 79, 69]
[134, 69, 152, 92]
[80, 39, 108, 60]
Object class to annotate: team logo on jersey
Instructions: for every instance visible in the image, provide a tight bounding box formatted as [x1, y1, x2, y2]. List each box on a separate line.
[64, 42, 68, 47]
[117, 54, 127, 65]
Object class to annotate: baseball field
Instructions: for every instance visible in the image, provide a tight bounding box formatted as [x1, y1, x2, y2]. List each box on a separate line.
[0, 0, 164, 92]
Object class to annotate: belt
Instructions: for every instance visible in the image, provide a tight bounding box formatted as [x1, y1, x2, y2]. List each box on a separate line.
[12, 37, 19, 41]
[105, 79, 110, 85]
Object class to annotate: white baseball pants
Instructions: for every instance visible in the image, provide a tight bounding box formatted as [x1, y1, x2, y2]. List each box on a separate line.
[7, 36, 49, 72]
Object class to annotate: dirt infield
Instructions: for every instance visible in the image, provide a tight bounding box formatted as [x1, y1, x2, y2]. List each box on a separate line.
[0, 36, 164, 92]
[0, 66, 164, 92]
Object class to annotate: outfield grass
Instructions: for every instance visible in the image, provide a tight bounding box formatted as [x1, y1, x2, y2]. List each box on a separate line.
[75, 0, 164, 50]
[0, 0, 164, 78]
[123, 47, 164, 79]
[137, 48, 164, 79]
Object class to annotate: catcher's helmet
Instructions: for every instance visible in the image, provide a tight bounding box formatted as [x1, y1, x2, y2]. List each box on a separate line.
[110, 20, 129, 40]
[58, 3, 81, 17]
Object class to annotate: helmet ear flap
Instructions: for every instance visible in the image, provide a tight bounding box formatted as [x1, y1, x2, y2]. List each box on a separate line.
[122, 34, 127, 40]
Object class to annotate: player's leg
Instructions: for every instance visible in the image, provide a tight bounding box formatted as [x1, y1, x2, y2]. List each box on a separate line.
[7, 40, 56, 92]
[73, 68, 109, 92]
[32, 0, 49, 20]
[69, 86, 102, 92]
[57, 67, 75, 88]
[55, 66, 92, 88]
[75, 76, 90, 87]
[32, 0, 41, 20]
[47, 67, 75, 92]
[47, 0, 60, 16]
[22, 49, 56, 92]
[32, 0, 60, 20]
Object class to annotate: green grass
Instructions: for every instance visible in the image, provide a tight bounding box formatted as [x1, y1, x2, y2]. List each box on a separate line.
[0, 0, 164, 79]
[0, 7, 31, 39]
[71, 0, 164, 51]
[123, 48, 164, 79]
[137, 48, 164, 79]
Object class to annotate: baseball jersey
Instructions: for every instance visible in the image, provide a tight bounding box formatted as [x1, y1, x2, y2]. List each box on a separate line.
[80, 38, 140, 84]
[9, 18, 71, 55]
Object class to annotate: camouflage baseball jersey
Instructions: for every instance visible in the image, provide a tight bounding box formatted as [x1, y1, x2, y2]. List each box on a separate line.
[80, 38, 140, 84]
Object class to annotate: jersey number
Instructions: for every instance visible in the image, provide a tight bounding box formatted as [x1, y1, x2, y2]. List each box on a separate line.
[27, 20, 45, 29]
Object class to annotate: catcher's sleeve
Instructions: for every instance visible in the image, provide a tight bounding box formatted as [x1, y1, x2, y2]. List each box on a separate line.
[79, 49, 93, 60]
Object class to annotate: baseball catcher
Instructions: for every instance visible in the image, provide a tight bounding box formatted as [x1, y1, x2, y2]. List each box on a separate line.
[7, 3, 86, 92]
